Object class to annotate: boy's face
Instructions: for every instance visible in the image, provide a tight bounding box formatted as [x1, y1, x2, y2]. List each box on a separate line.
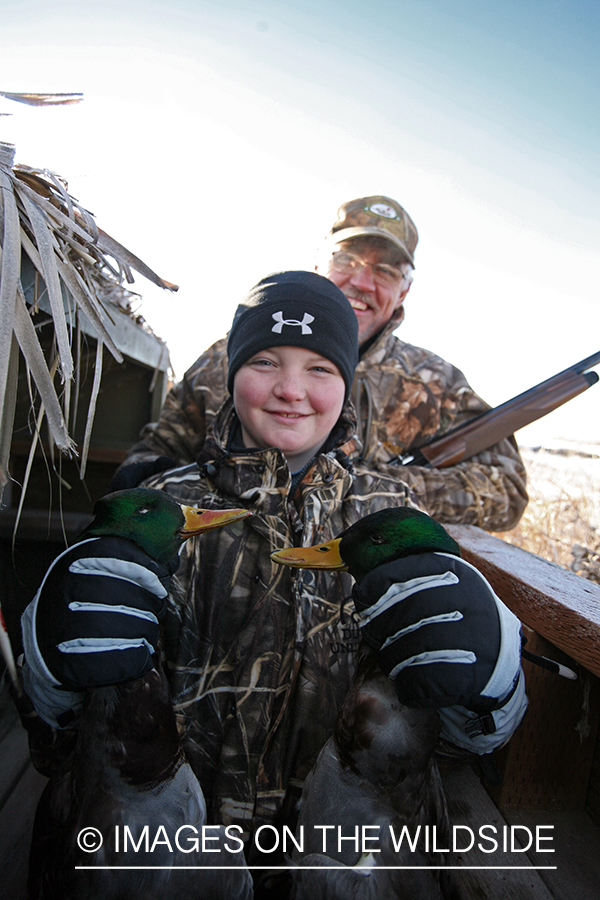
[233, 346, 346, 472]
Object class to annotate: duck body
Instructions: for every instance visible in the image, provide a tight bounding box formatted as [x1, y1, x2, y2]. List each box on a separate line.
[29, 661, 253, 900]
[23, 489, 253, 900]
[288, 652, 452, 899]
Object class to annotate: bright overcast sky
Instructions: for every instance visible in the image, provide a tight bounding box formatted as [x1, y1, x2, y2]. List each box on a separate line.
[2, 0, 599, 446]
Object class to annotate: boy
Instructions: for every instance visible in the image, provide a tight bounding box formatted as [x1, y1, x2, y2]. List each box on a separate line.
[22, 271, 526, 867]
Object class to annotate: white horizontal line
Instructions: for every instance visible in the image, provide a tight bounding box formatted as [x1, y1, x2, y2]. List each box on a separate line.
[75, 865, 558, 871]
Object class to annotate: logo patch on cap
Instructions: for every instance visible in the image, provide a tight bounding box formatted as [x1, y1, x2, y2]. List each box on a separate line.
[271, 311, 315, 334]
[367, 202, 399, 220]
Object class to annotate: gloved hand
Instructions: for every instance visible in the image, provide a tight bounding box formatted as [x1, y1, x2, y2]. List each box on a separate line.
[352, 552, 523, 713]
[21, 535, 177, 705]
[109, 456, 175, 492]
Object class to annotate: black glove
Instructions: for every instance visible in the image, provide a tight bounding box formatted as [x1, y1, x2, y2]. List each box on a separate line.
[352, 552, 522, 711]
[21, 536, 178, 693]
[109, 456, 176, 492]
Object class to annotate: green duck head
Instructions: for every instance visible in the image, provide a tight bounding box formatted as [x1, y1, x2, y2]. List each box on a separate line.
[271, 506, 461, 584]
[80, 488, 251, 565]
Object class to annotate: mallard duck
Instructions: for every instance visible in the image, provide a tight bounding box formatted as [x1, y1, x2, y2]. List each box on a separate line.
[271, 508, 460, 899]
[272, 505, 524, 714]
[27, 489, 253, 900]
[270, 506, 461, 581]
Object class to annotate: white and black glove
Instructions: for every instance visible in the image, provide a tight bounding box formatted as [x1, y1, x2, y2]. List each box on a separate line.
[352, 551, 526, 747]
[21, 536, 177, 727]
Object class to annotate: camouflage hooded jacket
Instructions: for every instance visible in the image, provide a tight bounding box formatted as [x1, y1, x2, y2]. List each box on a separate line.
[123, 312, 528, 531]
[144, 399, 419, 842]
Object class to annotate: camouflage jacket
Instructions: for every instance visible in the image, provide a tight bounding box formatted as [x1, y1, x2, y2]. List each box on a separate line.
[144, 400, 419, 842]
[123, 313, 527, 532]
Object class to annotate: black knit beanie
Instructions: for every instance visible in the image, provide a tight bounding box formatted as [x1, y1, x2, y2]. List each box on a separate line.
[227, 271, 359, 400]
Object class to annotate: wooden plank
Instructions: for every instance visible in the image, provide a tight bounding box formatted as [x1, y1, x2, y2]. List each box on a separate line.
[442, 764, 555, 899]
[586, 723, 600, 823]
[486, 628, 600, 811]
[0, 687, 46, 898]
[0, 508, 93, 541]
[0, 682, 19, 744]
[446, 525, 600, 677]
[0, 763, 48, 900]
[504, 808, 600, 900]
[0, 718, 31, 811]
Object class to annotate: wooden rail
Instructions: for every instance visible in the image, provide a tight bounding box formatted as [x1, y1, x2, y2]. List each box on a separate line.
[446, 525, 600, 678]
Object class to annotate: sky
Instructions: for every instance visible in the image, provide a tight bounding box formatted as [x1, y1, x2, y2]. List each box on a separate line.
[1, 0, 599, 447]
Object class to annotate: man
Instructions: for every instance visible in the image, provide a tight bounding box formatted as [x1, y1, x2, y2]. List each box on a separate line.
[114, 196, 527, 531]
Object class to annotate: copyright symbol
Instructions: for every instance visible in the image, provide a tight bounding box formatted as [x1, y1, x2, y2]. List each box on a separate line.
[77, 827, 103, 852]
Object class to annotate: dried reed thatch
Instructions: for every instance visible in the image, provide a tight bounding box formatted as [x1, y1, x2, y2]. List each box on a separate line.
[0, 139, 177, 499]
[0, 91, 84, 110]
[0, 94, 177, 688]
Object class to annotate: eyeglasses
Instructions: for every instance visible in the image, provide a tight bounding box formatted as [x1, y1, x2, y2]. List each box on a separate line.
[329, 251, 410, 288]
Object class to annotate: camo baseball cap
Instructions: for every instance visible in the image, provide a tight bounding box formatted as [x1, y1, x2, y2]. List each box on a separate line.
[327, 195, 418, 266]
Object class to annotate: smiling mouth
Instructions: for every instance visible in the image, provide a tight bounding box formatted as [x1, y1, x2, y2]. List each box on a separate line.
[347, 296, 372, 312]
[269, 411, 306, 419]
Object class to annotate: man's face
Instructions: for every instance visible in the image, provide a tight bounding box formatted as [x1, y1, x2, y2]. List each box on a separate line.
[319, 239, 413, 345]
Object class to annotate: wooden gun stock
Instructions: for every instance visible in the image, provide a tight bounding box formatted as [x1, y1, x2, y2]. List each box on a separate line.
[402, 351, 600, 468]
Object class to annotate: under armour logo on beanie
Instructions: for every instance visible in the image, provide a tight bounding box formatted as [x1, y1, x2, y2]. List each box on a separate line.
[271, 311, 315, 334]
[227, 271, 359, 400]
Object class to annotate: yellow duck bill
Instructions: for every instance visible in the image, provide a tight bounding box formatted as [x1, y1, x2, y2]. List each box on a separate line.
[271, 537, 347, 570]
[179, 506, 251, 536]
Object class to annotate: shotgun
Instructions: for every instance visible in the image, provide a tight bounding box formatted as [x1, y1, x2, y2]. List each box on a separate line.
[399, 350, 600, 468]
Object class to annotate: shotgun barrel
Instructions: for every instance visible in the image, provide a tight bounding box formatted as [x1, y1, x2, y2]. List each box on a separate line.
[400, 351, 600, 468]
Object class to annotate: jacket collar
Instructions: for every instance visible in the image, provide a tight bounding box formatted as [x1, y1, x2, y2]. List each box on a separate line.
[358, 303, 405, 360]
[197, 398, 362, 474]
